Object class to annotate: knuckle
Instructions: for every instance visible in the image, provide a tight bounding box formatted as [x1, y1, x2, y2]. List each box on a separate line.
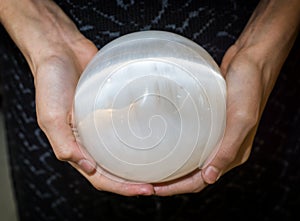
[218, 151, 236, 165]
[191, 185, 202, 193]
[119, 184, 134, 196]
[192, 186, 204, 193]
[37, 111, 63, 130]
[92, 182, 103, 191]
[234, 109, 259, 130]
[89, 172, 105, 191]
[189, 172, 205, 193]
[54, 145, 73, 161]
[240, 154, 250, 165]
[240, 147, 252, 165]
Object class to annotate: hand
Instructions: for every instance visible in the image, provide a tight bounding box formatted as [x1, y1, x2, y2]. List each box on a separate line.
[153, 44, 268, 195]
[0, 0, 154, 196]
[35, 40, 153, 196]
[153, 0, 300, 196]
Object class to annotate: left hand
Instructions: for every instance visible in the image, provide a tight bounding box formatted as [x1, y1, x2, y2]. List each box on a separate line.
[153, 43, 268, 195]
[153, 0, 300, 196]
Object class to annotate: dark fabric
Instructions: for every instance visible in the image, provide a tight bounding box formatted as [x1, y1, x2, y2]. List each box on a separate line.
[1, 0, 300, 220]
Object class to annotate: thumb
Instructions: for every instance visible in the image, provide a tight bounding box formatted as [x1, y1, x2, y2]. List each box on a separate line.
[201, 53, 262, 184]
[201, 100, 258, 184]
[41, 112, 97, 175]
[201, 81, 259, 184]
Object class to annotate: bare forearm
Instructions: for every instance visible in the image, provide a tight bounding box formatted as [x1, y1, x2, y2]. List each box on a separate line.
[198, 0, 300, 190]
[0, 0, 82, 74]
[236, 0, 300, 70]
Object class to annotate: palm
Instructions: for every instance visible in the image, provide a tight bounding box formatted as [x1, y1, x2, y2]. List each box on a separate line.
[34, 39, 154, 196]
[153, 45, 270, 196]
[35, 39, 97, 147]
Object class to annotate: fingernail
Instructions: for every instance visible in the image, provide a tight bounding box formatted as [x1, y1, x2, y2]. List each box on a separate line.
[203, 166, 221, 184]
[78, 159, 96, 174]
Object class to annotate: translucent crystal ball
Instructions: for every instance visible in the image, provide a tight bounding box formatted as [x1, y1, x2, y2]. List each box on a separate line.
[73, 31, 226, 183]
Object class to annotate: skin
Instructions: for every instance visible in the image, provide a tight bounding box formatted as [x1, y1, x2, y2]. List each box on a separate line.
[1, 0, 300, 196]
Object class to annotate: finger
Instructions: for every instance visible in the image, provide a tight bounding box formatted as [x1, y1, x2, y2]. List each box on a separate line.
[201, 125, 255, 184]
[153, 169, 208, 196]
[201, 62, 261, 184]
[35, 56, 96, 173]
[220, 45, 239, 75]
[70, 162, 155, 196]
[43, 113, 97, 175]
[39, 104, 154, 196]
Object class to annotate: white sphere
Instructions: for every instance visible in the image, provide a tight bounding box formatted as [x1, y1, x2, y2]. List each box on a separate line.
[73, 31, 226, 183]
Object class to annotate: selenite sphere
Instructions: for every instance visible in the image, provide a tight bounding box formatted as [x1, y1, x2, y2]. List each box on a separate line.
[73, 31, 226, 183]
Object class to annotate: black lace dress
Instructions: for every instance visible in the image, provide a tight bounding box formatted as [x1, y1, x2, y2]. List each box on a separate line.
[1, 1, 300, 220]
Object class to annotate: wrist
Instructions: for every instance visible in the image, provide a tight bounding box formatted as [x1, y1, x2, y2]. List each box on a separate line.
[221, 0, 300, 99]
[0, 0, 83, 73]
[235, 0, 300, 68]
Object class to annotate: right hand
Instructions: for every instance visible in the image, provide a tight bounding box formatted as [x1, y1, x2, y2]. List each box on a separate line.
[0, 0, 154, 196]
